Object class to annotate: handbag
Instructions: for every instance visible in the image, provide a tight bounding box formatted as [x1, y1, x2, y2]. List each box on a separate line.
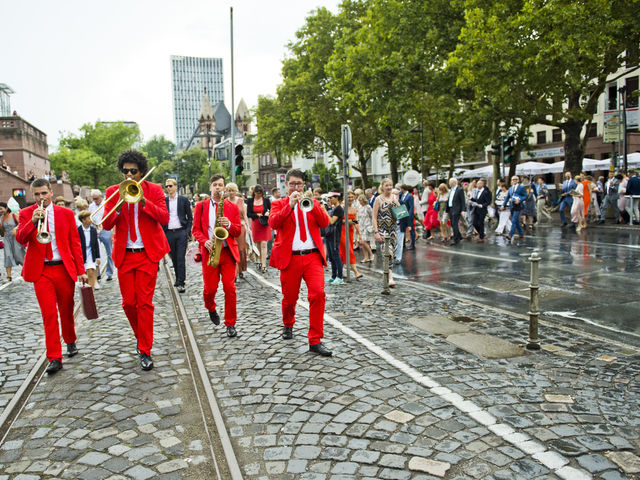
[258, 216, 269, 226]
[79, 282, 99, 320]
[391, 204, 409, 220]
[433, 200, 440, 212]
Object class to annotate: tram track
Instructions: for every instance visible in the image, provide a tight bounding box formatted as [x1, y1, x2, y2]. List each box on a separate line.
[0, 262, 243, 480]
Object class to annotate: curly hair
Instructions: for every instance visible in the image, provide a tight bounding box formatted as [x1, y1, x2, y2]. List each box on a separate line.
[117, 150, 149, 175]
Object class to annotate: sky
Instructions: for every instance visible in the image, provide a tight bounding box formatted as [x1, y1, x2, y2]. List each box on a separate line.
[2, 0, 341, 150]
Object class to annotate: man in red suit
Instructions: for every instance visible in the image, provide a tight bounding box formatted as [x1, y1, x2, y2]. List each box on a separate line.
[101, 150, 170, 371]
[269, 169, 332, 356]
[192, 175, 242, 337]
[17, 179, 88, 374]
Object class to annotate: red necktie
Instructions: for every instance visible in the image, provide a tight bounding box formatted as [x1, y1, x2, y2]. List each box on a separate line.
[45, 242, 53, 261]
[129, 204, 138, 242]
[297, 206, 307, 242]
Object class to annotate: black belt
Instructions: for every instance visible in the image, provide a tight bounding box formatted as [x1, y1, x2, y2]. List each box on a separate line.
[167, 227, 185, 231]
[44, 260, 64, 266]
[126, 247, 145, 253]
[292, 248, 319, 256]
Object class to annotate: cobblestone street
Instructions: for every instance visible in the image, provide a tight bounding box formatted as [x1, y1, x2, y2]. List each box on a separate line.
[0, 256, 639, 479]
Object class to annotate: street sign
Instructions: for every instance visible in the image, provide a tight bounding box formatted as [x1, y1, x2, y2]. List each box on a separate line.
[341, 124, 352, 160]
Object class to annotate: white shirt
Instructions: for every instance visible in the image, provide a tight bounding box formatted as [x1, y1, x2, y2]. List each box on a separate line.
[207, 200, 229, 246]
[82, 226, 94, 263]
[46, 203, 62, 261]
[167, 196, 181, 229]
[449, 186, 456, 207]
[126, 203, 144, 248]
[88, 200, 104, 223]
[292, 204, 316, 251]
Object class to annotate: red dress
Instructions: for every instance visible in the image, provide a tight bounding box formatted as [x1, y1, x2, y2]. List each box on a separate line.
[339, 212, 356, 265]
[251, 203, 272, 242]
[422, 192, 440, 230]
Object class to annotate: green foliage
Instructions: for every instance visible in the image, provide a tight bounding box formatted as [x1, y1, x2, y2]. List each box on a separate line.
[451, 0, 640, 173]
[141, 135, 175, 168]
[52, 121, 141, 189]
[304, 162, 342, 193]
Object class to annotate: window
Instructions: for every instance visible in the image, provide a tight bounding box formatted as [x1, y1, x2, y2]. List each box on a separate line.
[608, 85, 618, 110]
[537, 131, 547, 144]
[626, 76, 639, 108]
[552, 129, 562, 142]
[587, 124, 598, 138]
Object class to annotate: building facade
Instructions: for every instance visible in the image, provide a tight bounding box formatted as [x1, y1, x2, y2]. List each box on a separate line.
[171, 55, 224, 150]
[0, 83, 14, 117]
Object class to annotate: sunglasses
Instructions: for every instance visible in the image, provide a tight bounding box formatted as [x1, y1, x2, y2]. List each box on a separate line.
[121, 168, 139, 175]
[165, 184, 175, 188]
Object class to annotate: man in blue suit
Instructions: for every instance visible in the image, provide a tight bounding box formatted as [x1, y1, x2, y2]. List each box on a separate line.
[558, 171, 577, 227]
[163, 178, 193, 293]
[502, 175, 527, 241]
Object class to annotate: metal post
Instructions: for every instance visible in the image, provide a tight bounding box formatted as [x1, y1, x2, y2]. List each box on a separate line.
[230, 6, 236, 183]
[620, 86, 628, 173]
[207, 125, 212, 180]
[526, 250, 541, 350]
[419, 122, 425, 180]
[341, 125, 352, 282]
[381, 234, 390, 295]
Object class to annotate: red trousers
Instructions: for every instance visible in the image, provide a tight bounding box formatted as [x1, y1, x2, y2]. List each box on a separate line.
[34, 264, 77, 362]
[118, 251, 158, 355]
[202, 247, 236, 326]
[280, 251, 325, 345]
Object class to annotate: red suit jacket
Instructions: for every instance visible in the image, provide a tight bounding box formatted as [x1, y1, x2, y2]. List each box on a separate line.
[101, 180, 170, 267]
[192, 199, 241, 262]
[16, 204, 86, 283]
[268, 197, 329, 270]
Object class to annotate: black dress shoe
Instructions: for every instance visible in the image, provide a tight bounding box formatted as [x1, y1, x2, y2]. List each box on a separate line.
[46, 360, 62, 375]
[227, 326, 237, 338]
[177, 285, 186, 293]
[106, 276, 112, 281]
[309, 343, 333, 357]
[209, 310, 221, 326]
[282, 326, 293, 339]
[66, 343, 78, 358]
[140, 353, 154, 371]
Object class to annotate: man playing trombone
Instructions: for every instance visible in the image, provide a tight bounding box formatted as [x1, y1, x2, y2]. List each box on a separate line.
[269, 169, 333, 356]
[192, 175, 242, 338]
[100, 150, 169, 371]
[17, 179, 87, 375]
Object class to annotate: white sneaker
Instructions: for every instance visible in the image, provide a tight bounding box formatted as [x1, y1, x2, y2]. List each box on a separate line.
[94, 282, 101, 290]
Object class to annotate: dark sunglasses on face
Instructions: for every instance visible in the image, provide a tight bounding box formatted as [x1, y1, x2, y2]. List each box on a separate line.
[165, 184, 174, 188]
[121, 168, 139, 175]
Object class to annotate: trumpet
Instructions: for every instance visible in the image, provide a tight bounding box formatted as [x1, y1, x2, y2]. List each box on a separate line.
[299, 197, 314, 213]
[90, 166, 156, 226]
[36, 200, 51, 244]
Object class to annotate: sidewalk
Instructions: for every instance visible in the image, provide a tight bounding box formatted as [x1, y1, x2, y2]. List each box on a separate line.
[0, 257, 638, 479]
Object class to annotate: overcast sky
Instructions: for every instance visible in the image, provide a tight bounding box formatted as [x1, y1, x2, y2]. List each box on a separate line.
[2, 0, 341, 150]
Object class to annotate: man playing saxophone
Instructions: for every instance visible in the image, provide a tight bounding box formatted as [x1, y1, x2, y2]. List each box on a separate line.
[192, 175, 242, 337]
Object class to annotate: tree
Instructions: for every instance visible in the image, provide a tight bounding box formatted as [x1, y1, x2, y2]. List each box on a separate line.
[304, 161, 342, 193]
[451, 0, 640, 174]
[51, 121, 141, 189]
[141, 135, 175, 166]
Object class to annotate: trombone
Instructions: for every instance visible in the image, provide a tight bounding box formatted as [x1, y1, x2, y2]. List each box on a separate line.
[90, 166, 156, 226]
[36, 200, 51, 244]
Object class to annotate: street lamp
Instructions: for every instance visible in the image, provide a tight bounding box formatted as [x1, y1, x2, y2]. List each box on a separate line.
[409, 123, 425, 179]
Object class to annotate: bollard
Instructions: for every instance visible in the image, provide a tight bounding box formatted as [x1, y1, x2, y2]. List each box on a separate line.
[381, 235, 391, 295]
[526, 250, 541, 350]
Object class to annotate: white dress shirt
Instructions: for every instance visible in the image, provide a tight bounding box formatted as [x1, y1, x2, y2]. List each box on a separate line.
[292, 204, 316, 251]
[167, 196, 182, 229]
[126, 203, 144, 248]
[46, 203, 62, 261]
[449, 186, 456, 207]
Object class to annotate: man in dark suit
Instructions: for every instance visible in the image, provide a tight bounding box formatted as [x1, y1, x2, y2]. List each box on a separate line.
[163, 178, 193, 293]
[503, 175, 527, 241]
[446, 177, 466, 245]
[599, 172, 620, 224]
[395, 184, 415, 261]
[469, 179, 492, 242]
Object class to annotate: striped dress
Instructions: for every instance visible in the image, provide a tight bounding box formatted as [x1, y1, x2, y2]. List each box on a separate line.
[377, 198, 397, 257]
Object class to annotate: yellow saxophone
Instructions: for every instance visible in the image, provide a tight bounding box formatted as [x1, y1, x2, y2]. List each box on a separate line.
[208, 196, 229, 267]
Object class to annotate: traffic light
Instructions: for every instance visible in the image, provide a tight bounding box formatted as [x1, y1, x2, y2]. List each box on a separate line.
[234, 144, 244, 175]
[503, 136, 515, 163]
[490, 142, 501, 158]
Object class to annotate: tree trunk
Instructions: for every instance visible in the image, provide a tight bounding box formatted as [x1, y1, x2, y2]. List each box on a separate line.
[355, 145, 370, 189]
[385, 130, 399, 185]
[563, 120, 584, 175]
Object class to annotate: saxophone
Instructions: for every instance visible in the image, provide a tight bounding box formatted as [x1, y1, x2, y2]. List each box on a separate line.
[208, 196, 229, 267]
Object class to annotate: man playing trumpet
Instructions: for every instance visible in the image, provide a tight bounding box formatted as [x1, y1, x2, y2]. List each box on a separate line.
[192, 175, 242, 337]
[269, 169, 333, 356]
[17, 179, 87, 374]
[101, 150, 170, 371]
